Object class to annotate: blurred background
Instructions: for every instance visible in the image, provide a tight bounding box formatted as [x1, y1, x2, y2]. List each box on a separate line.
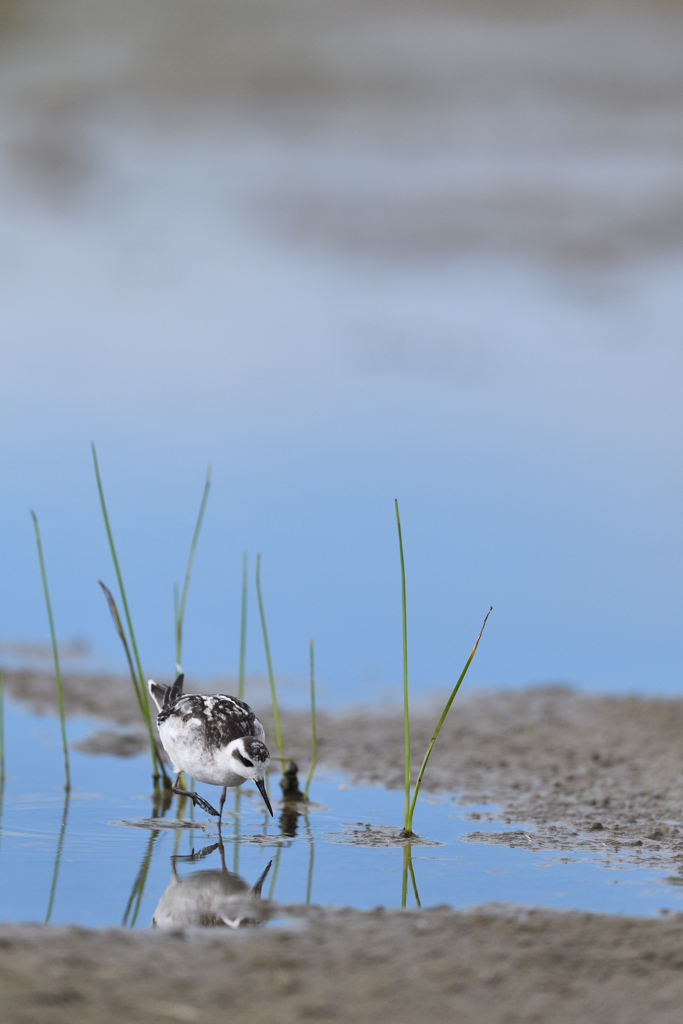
[1, 0, 683, 705]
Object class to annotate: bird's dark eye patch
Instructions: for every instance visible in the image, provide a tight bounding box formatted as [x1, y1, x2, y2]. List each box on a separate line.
[233, 750, 254, 768]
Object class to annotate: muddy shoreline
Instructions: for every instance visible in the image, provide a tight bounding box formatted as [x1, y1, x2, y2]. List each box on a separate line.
[5, 671, 683, 1021]
[7, 669, 683, 874]
[2, 906, 683, 1023]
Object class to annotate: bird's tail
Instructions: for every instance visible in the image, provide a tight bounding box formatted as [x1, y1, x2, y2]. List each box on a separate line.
[147, 673, 185, 712]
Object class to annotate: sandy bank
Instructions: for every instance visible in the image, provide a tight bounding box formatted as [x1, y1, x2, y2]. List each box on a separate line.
[2, 906, 683, 1023]
[5, 672, 683, 1019]
[6, 671, 683, 873]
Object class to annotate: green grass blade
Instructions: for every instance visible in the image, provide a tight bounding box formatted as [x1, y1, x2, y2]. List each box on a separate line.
[123, 828, 159, 927]
[175, 463, 212, 672]
[0, 677, 5, 876]
[407, 849, 421, 908]
[91, 443, 168, 786]
[45, 789, 70, 923]
[400, 846, 421, 908]
[172, 824, 183, 858]
[0, 668, 5, 783]
[98, 580, 161, 780]
[30, 510, 70, 790]
[395, 500, 410, 832]
[305, 834, 315, 905]
[304, 639, 317, 800]
[98, 581, 144, 709]
[238, 551, 248, 700]
[406, 607, 492, 833]
[255, 553, 283, 765]
[91, 444, 152, 720]
[0, 777, 5, 861]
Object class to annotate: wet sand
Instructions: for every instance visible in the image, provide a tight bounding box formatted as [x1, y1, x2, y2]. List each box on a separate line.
[4, 671, 683, 1020]
[2, 906, 683, 1023]
[9, 670, 683, 873]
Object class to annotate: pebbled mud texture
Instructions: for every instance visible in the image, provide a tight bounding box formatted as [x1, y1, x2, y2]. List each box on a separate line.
[280, 686, 683, 874]
[2, 907, 683, 1024]
[6, 673, 683, 1020]
[8, 671, 683, 872]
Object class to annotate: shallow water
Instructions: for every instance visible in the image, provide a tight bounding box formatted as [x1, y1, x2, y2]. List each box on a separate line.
[1, 700, 682, 927]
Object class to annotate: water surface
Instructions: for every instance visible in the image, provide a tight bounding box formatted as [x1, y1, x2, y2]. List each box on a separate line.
[1, 700, 681, 925]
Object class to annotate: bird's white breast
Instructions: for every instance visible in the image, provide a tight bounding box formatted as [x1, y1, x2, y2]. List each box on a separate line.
[158, 716, 245, 787]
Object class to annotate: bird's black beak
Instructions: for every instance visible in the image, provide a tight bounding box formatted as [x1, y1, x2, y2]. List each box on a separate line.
[256, 778, 273, 816]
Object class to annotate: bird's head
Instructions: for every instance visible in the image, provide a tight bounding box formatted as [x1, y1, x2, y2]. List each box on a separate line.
[230, 736, 273, 815]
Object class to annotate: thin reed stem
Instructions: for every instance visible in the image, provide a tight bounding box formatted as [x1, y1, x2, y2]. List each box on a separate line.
[238, 551, 248, 700]
[123, 828, 160, 927]
[98, 582, 143, 710]
[92, 444, 168, 787]
[99, 581, 160, 781]
[395, 500, 410, 832]
[400, 845, 420, 908]
[45, 789, 70, 923]
[0, 690, 4, 891]
[407, 849, 421, 907]
[175, 463, 212, 673]
[0, 776, 5, 862]
[405, 607, 492, 834]
[0, 668, 5, 783]
[255, 553, 283, 765]
[304, 640, 317, 800]
[91, 444, 150, 716]
[305, 830, 315, 905]
[30, 511, 70, 790]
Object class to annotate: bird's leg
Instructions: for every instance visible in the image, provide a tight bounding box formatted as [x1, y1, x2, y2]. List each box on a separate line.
[218, 833, 227, 872]
[172, 775, 220, 817]
[171, 772, 186, 815]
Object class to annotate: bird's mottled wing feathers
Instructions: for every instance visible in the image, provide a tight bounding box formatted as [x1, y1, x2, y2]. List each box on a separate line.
[157, 694, 263, 749]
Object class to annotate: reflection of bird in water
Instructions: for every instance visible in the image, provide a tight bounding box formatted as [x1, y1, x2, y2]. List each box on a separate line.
[147, 674, 273, 821]
[152, 841, 273, 928]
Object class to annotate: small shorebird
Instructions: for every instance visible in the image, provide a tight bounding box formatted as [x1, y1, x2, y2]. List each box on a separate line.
[147, 674, 273, 821]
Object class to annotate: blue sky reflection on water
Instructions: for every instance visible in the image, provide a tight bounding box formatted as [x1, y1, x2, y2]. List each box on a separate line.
[2, 1, 683, 702]
[0, 701, 681, 926]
